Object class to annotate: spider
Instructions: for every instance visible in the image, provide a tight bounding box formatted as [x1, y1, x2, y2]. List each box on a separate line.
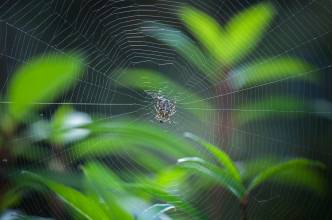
[150, 92, 176, 123]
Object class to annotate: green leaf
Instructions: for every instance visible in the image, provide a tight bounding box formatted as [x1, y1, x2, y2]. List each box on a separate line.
[179, 6, 226, 63]
[271, 167, 327, 196]
[72, 120, 197, 165]
[235, 96, 311, 126]
[224, 3, 275, 65]
[247, 159, 325, 193]
[141, 21, 216, 79]
[153, 167, 188, 189]
[73, 136, 183, 161]
[177, 157, 245, 199]
[179, 3, 275, 66]
[230, 57, 317, 89]
[51, 106, 91, 144]
[74, 137, 169, 171]
[127, 182, 204, 220]
[241, 157, 326, 195]
[82, 163, 133, 220]
[50, 106, 73, 143]
[8, 53, 83, 121]
[117, 69, 214, 119]
[138, 204, 175, 220]
[184, 132, 241, 182]
[82, 163, 202, 219]
[20, 171, 110, 220]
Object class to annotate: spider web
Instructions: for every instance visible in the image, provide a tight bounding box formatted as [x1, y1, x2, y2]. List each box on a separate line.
[0, 0, 331, 219]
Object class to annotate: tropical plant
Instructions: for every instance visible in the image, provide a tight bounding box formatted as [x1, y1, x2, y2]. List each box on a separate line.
[13, 164, 187, 220]
[177, 133, 326, 220]
[0, 53, 86, 218]
[0, 53, 204, 169]
[140, 2, 319, 128]
[0, 53, 202, 219]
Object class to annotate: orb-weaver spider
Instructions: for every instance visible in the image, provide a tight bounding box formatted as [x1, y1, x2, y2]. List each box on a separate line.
[147, 91, 176, 123]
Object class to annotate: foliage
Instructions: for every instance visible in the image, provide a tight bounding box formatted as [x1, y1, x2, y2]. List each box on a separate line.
[0, 2, 329, 220]
[8, 53, 83, 122]
[142, 2, 318, 126]
[178, 133, 326, 217]
[0, 52, 203, 220]
[17, 166, 179, 220]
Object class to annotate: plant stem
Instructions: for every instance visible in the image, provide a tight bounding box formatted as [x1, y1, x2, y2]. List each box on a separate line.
[240, 195, 249, 220]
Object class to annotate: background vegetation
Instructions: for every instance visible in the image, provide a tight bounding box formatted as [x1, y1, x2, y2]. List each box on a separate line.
[0, 1, 331, 219]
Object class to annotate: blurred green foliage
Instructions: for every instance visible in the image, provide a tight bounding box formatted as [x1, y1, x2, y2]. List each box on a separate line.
[142, 2, 318, 127]
[179, 3, 275, 66]
[0, 2, 328, 220]
[179, 133, 326, 199]
[8, 53, 83, 122]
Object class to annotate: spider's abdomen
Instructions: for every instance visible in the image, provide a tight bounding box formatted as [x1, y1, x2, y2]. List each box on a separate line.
[154, 95, 176, 123]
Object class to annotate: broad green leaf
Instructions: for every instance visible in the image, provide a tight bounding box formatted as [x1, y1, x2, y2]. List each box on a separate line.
[179, 6, 226, 63]
[73, 137, 168, 171]
[73, 120, 198, 163]
[138, 204, 175, 220]
[127, 182, 204, 220]
[184, 132, 241, 182]
[241, 157, 326, 195]
[83, 163, 202, 219]
[52, 106, 73, 130]
[73, 136, 184, 161]
[51, 106, 91, 144]
[230, 57, 317, 89]
[20, 171, 110, 220]
[177, 157, 245, 199]
[235, 96, 311, 126]
[117, 69, 214, 119]
[271, 167, 327, 196]
[83, 163, 133, 220]
[51, 106, 73, 143]
[224, 3, 275, 65]
[8, 53, 83, 121]
[82, 163, 124, 192]
[153, 166, 188, 189]
[179, 3, 275, 66]
[141, 21, 216, 79]
[247, 159, 325, 193]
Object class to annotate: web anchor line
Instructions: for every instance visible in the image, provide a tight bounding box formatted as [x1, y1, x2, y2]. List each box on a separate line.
[0, 101, 145, 107]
